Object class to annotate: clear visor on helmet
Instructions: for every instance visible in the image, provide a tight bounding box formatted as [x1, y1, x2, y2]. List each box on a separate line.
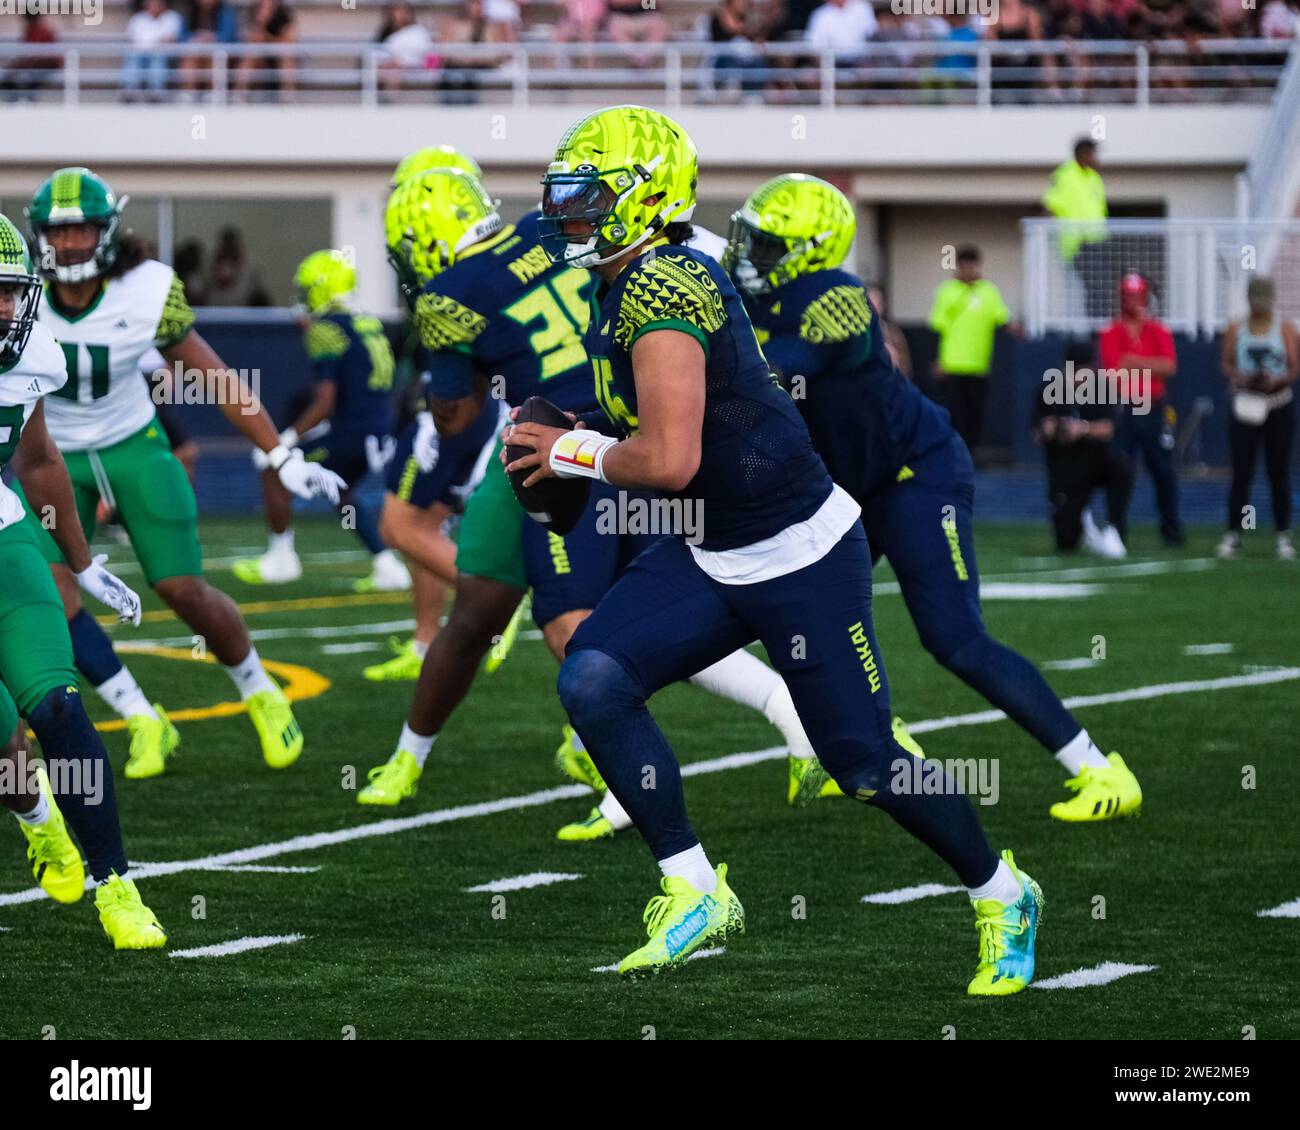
[541, 175, 614, 227]
[0, 273, 41, 361]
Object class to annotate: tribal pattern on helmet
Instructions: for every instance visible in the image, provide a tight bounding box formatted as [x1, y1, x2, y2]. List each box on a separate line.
[0, 213, 41, 365]
[26, 166, 129, 284]
[294, 250, 357, 318]
[384, 168, 502, 310]
[723, 173, 855, 297]
[391, 145, 483, 188]
[539, 105, 698, 269]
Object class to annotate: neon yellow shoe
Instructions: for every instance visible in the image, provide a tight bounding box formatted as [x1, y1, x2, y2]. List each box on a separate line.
[1049, 753, 1142, 823]
[124, 705, 181, 780]
[94, 874, 167, 950]
[362, 637, 425, 682]
[786, 754, 840, 806]
[18, 768, 85, 904]
[556, 807, 617, 842]
[617, 863, 744, 976]
[485, 591, 531, 674]
[554, 725, 606, 793]
[247, 687, 303, 769]
[968, 850, 1043, 996]
[231, 550, 302, 586]
[892, 715, 925, 758]
[357, 749, 422, 806]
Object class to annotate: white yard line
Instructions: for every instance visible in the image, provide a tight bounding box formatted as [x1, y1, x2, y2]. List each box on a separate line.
[465, 872, 584, 893]
[1042, 657, 1102, 671]
[861, 883, 964, 905]
[873, 581, 1103, 600]
[591, 946, 726, 974]
[1032, 962, 1158, 990]
[168, 933, 307, 959]
[321, 643, 383, 655]
[119, 620, 546, 651]
[1183, 643, 1235, 656]
[1257, 897, 1300, 919]
[986, 559, 1215, 584]
[3, 668, 1297, 910]
[106, 549, 372, 576]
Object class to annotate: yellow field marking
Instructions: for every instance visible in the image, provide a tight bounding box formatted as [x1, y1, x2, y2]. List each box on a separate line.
[96, 591, 410, 627]
[90, 645, 331, 733]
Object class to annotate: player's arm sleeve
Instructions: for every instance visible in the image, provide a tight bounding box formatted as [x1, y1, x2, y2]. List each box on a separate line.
[928, 286, 949, 333]
[990, 285, 1011, 326]
[1042, 165, 1065, 215]
[153, 271, 197, 349]
[1097, 328, 1120, 371]
[413, 288, 487, 400]
[762, 332, 826, 387]
[303, 318, 350, 382]
[615, 255, 727, 358]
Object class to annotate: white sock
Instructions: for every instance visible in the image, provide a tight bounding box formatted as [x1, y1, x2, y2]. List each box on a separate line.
[398, 723, 436, 767]
[967, 858, 1022, 904]
[689, 648, 780, 714]
[94, 667, 157, 722]
[762, 681, 815, 761]
[12, 791, 50, 827]
[658, 843, 717, 893]
[411, 638, 430, 659]
[597, 789, 634, 831]
[270, 530, 295, 554]
[1054, 729, 1110, 775]
[374, 549, 399, 569]
[224, 647, 277, 702]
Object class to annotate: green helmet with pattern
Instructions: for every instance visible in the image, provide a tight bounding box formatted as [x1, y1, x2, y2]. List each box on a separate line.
[294, 250, 357, 318]
[722, 173, 855, 297]
[391, 145, 483, 188]
[539, 105, 698, 269]
[384, 168, 502, 310]
[26, 166, 129, 284]
[0, 213, 41, 365]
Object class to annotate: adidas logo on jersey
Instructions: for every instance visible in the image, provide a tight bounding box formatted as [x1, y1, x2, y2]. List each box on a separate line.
[27, 379, 41, 393]
[114, 319, 129, 330]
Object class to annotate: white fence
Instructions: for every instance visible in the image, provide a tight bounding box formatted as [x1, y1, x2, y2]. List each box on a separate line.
[1021, 218, 1300, 338]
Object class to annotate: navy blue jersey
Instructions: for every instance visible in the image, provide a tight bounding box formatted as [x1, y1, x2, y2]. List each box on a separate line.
[302, 310, 396, 437]
[586, 243, 831, 551]
[744, 269, 953, 503]
[413, 211, 598, 414]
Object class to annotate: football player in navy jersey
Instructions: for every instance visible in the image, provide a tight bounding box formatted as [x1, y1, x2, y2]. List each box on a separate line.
[724, 174, 1142, 824]
[507, 105, 1043, 993]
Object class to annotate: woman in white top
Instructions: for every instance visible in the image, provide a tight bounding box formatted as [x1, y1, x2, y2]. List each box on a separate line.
[1219, 275, 1299, 560]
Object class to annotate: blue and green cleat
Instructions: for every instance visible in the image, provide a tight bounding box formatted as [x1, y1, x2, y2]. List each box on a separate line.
[967, 850, 1044, 997]
[617, 863, 744, 976]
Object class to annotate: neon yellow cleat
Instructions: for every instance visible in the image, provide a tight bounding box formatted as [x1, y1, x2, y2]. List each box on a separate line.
[968, 850, 1043, 996]
[892, 715, 925, 758]
[786, 754, 842, 806]
[124, 705, 180, 780]
[617, 863, 744, 976]
[363, 637, 425, 682]
[554, 725, 606, 793]
[231, 550, 302, 586]
[18, 767, 85, 904]
[1049, 753, 1142, 823]
[247, 687, 303, 769]
[556, 807, 617, 842]
[94, 874, 167, 950]
[485, 591, 531, 674]
[357, 749, 422, 806]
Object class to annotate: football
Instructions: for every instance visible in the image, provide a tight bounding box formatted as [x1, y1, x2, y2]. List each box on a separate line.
[505, 395, 591, 535]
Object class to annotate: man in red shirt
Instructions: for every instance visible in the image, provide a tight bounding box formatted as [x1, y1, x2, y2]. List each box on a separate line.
[1098, 272, 1183, 545]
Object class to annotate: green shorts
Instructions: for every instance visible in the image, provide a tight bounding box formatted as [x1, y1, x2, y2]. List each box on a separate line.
[454, 437, 526, 590]
[22, 417, 202, 586]
[0, 520, 78, 735]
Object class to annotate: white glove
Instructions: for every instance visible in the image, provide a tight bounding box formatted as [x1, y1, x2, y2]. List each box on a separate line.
[252, 428, 299, 472]
[413, 410, 439, 472]
[75, 555, 143, 627]
[272, 445, 345, 504]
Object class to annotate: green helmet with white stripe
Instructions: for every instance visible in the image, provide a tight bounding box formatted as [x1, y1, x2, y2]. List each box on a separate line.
[26, 166, 129, 284]
[0, 213, 41, 366]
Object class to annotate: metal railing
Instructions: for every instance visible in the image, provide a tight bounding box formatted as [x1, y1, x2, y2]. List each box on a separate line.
[1240, 41, 1300, 219]
[0, 37, 1291, 108]
[1022, 218, 1300, 338]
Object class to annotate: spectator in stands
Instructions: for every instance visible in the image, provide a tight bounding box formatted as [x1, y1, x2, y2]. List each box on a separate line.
[0, 13, 61, 102]
[174, 239, 207, 306]
[1260, 0, 1300, 38]
[867, 282, 912, 381]
[1099, 271, 1183, 546]
[180, 0, 239, 99]
[235, 0, 297, 101]
[934, 11, 981, 87]
[204, 227, 271, 306]
[711, 0, 765, 97]
[123, 0, 184, 102]
[555, 0, 609, 48]
[928, 245, 1011, 458]
[438, 0, 511, 104]
[805, 0, 877, 62]
[1218, 276, 1298, 561]
[1035, 338, 1133, 557]
[376, 3, 434, 96]
[484, 0, 523, 41]
[769, 0, 822, 38]
[990, 0, 1053, 103]
[1044, 136, 1110, 319]
[606, 0, 670, 67]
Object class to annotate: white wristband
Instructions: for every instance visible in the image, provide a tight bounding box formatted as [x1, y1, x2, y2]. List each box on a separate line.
[279, 427, 300, 449]
[267, 443, 294, 472]
[549, 430, 618, 482]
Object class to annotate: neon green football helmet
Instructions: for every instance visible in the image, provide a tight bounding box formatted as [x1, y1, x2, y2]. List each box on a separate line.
[0, 213, 41, 365]
[294, 250, 357, 318]
[722, 174, 855, 297]
[384, 168, 502, 309]
[539, 104, 698, 269]
[26, 166, 129, 284]
[391, 145, 483, 188]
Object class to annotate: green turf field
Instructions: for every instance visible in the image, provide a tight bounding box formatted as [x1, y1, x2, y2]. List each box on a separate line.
[2, 516, 1297, 1040]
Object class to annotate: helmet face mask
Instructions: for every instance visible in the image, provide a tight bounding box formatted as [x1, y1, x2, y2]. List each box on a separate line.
[538, 170, 625, 269]
[722, 214, 797, 297]
[27, 168, 128, 285]
[293, 249, 357, 319]
[0, 215, 40, 366]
